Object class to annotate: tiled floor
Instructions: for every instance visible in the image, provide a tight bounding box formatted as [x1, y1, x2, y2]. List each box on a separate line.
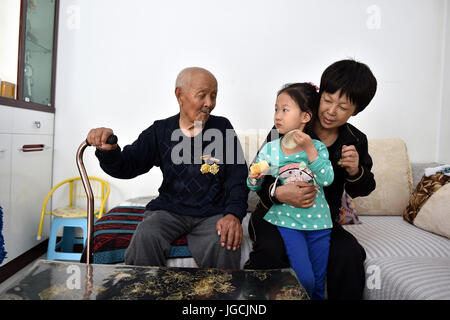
[0, 254, 46, 294]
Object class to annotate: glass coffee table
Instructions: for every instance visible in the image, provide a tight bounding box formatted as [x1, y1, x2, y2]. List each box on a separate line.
[0, 260, 309, 300]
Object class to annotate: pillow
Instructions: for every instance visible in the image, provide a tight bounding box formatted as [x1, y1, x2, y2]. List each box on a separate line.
[403, 172, 450, 223]
[413, 183, 450, 238]
[353, 138, 413, 215]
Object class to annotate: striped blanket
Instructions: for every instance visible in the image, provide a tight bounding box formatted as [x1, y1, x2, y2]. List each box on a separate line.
[90, 206, 192, 264]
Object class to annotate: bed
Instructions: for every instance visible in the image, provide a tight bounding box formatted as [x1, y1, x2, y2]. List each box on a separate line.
[84, 196, 253, 269]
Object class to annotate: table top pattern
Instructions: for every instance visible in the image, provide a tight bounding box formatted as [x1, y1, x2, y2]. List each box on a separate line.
[0, 260, 308, 300]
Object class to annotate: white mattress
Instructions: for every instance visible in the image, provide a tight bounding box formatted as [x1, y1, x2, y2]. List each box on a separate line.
[117, 196, 253, 269]
[343, 216, 450, 300]
[362, 256, 450, 300]
[343, 215, 450, 259]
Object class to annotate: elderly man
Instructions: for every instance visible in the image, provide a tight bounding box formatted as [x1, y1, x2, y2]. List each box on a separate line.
[87, 67, 248, 269]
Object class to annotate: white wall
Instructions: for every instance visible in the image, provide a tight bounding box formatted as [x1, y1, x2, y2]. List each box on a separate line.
[439, 0, 450, 163]
[53, 0, 450, 209]
[0, 0, 21, 86]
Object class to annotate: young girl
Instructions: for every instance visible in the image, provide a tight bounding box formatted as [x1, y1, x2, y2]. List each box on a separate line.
[247, 83, 334, 300]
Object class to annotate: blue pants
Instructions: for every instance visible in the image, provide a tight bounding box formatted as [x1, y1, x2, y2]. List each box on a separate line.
[278, 226, 331, 300]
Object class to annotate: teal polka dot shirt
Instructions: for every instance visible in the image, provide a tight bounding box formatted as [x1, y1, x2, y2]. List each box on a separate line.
[247, 138, 334, 231]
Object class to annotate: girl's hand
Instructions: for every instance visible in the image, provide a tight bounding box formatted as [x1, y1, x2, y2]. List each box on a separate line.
[249, 172, 265, 180]
[249, 160, 269, 180]
[248, 169, 265, 186]
[339, 145, 360, 176]
[292, 131, 314, 150]
[293, 131, 318, 163]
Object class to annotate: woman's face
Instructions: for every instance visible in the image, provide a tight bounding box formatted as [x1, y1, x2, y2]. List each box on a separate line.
[274, 92, 308, 135]
[317, 90, 357, 130]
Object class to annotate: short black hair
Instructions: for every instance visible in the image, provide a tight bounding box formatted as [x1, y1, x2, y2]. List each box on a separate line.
[319, 59, 377, 114]
[277, 82, 319, 135]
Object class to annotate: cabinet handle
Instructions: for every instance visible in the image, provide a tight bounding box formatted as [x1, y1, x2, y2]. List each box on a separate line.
[34, 121, 41, 129]
[0, 148, 5, 153]
[18, 144, 51, 152]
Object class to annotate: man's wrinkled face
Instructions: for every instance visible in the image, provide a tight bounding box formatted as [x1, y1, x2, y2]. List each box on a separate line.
[178, 72, 218, 124]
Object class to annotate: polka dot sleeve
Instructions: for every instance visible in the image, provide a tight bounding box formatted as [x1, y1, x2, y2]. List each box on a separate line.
[308, 140, 335, 187]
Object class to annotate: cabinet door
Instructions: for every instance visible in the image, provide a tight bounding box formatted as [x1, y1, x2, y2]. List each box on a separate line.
[6, 134, 53, 262]
[0, 134, 11, 210]
[0, 134, 12, 265]
[0, 106, 14, 134]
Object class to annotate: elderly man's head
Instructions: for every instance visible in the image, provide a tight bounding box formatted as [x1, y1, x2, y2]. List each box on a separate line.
[175, 67, 218, 126]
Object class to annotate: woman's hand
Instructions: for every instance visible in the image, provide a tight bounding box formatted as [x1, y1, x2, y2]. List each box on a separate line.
[340, 145, 359, 176]
[87, 127, 118, 151]
[216, 214, 242, 251]
[274, 181, 317, 208]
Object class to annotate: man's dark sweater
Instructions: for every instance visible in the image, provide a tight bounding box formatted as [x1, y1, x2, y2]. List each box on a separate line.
[96, 114, 249, 221]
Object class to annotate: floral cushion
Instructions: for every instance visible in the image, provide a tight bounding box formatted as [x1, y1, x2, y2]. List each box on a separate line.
[403, 173, 450, 223]
[403, 171, 450, 238]
[52, 206, 98, 218]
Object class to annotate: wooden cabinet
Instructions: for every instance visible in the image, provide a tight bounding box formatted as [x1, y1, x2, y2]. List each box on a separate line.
[0, 134, 12, 231]
[0, 105, 54, 265]
[0, 0, 59, 266]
